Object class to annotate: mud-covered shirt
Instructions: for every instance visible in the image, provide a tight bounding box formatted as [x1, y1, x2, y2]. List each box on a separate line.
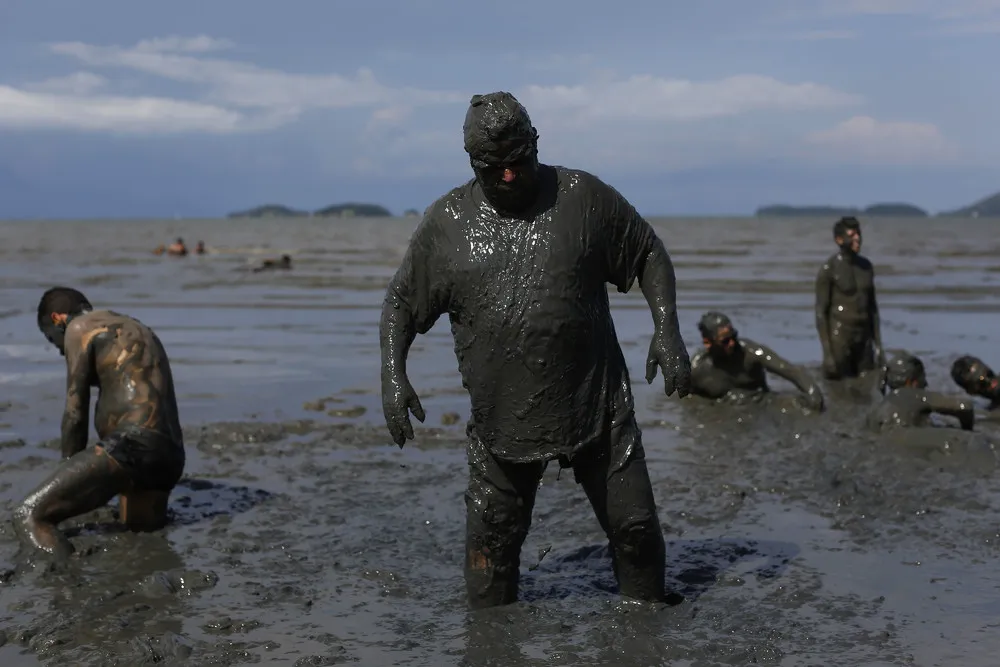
[386, 165, 658, 462]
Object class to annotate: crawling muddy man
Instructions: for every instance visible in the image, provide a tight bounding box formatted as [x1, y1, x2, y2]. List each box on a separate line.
[815, 217, 886, 384]
[689, 311, 824, 411]
[380, 91, 691, 609]
[867, 352, 974, 432]
[14, 287, 185, 558]
[951, 355, 1000, 410]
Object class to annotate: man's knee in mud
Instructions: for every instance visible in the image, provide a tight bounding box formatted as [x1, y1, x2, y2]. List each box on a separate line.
[608, 510, 663, 557]
[465, 494, 532, 570]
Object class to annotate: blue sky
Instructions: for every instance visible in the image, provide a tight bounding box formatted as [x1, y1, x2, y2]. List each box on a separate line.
[1, 0, 998, 218]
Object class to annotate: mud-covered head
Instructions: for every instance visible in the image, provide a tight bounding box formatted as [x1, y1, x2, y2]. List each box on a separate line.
[885, 352, 927, 390]
[463, 92, 540, 215]
[833, 216, 862, 254]
[698, 311, 739, 356]
[37, 287, 92, 356]
[951, 354, 997, 397]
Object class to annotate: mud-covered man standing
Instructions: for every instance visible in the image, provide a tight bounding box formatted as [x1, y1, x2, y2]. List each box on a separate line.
[379, 92, 691, 608]
[15, 287, 185, 557]
[815, 216, 886, 380]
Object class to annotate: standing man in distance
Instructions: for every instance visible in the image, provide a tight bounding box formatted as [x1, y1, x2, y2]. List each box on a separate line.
[814, 216, 886, 382]
[379, 92, 691, 609]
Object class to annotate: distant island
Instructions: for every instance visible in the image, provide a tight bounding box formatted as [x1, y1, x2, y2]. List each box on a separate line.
[227, 204, 309, 219]
[227, 202, 394, 219]
[937, 190, 1000, 218]
[314, 202, 392, 218]
[755, 203, 928, 218]
[403, 208, 420, 217]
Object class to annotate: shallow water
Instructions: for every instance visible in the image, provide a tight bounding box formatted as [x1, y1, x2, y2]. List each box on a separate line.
[0, 216, 999, 666]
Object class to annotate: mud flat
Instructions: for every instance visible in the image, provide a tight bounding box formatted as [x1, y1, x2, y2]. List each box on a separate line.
[1, 216, 1000, 664]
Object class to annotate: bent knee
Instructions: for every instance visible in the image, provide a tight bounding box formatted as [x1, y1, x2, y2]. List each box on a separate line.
[609, 514, 662, 551]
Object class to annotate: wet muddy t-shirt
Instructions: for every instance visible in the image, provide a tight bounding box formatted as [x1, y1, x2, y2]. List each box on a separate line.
[388, 166, 657, 463]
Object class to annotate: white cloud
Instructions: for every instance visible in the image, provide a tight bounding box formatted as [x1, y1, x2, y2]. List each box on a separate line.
[804, 116, 959, 164]
[133, 35, 235, 53]
[0, 35, 877, 175]
[24, 72, 106, 95]
[0, 85, 256, 133]
[518, 74, 860, 127]
[49, 40, 463, 111]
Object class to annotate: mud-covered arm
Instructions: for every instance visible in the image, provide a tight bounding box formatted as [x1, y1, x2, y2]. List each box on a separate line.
[814, 263, 833, 359]
[869, 267, 884, 355]
[60, 321, 93, 459]
[749, 340, 821, 397]
[601, 184, 679, 333]
[925, 391, 975, 431]
[688, 355, 730, 399]
[379, 215, 451, 379]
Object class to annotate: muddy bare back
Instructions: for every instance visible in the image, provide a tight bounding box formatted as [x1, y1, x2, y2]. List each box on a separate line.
[64, 310, 182, 445]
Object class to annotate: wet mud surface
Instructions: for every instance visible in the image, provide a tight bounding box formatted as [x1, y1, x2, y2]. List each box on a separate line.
[2, 216, 1000, 665]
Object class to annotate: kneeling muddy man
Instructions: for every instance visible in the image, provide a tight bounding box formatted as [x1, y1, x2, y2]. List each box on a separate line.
[14, 287, 185, 557]
[689, 311, 824, 411]
[867, 352, 974, 432]
[951, 355, 1000, 410]
[815, 216, 886, 383]
[379, 92, 691, 609]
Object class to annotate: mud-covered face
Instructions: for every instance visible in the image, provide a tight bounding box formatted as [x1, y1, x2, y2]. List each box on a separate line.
[39, 313, 68, 356]
[708, 325, 739, 356]
[963, 362, 997, 394]
[836, 228, 862, 254]
[472, 152, 540, 215]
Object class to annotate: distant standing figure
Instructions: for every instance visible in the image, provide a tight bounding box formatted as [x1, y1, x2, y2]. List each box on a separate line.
[195, 241, 206, 255]
[814, 216, 885, 381]
[14, 288, 186, 557]
[166, 238, 188, 256]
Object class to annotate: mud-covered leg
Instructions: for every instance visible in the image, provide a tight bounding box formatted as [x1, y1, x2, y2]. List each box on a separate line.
[576, 418, 666, 603]
[13, 447, 132, 558]
[119, 490, 170, 532]
[464, 434, 544, 609]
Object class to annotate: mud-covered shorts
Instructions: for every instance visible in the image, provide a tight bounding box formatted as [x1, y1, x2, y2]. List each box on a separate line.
[101, 427, 185, 492]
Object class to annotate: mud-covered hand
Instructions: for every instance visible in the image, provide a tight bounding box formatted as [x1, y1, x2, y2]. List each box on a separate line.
[645, 329, 691, 398]
[381, 371, 426, 448]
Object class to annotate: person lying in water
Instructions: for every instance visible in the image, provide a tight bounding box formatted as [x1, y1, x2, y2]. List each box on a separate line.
[167, 238, 187, 256]
[688, 311, 825, 411]
[867, 352, 974, 432]
[950, 355, 999, 410]
[252, 254, 292, 273]
[14, 287, 186, 558]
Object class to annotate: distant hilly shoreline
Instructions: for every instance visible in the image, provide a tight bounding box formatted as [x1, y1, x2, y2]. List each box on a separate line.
[226, 203, 420, 219]
[755, 189, 1000, 218]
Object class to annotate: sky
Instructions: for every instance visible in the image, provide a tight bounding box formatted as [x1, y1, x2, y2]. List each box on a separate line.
[0, 0, 998, 218]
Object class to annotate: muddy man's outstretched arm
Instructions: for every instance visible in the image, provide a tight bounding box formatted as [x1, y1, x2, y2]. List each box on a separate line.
[379, 216, 451, 446]
[602, 186, 690, 397]
[751, 340, 824, 410]
[60, 320, 93, 459]
[925, 391, 975, 431]
[814, 263, 834, 364]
